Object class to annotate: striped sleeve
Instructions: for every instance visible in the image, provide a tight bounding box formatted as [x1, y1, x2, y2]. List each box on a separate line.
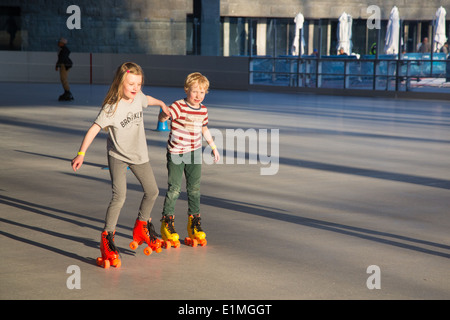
[169, 101, 182, 120]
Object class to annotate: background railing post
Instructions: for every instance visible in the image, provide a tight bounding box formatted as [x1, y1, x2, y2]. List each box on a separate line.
[316, 25, 322, 88]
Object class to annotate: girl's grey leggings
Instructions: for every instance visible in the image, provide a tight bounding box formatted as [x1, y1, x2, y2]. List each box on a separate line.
[104, 155, 159, 232]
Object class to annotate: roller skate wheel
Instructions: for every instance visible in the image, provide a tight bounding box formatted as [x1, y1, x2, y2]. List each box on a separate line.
[165, 241, 171, 250]
[129, 241, 138, 250]
[185, 237, 198, 247]
[96, 257, 103, 266]
[111, 258, 121, 268]
[174, 240, 181, 248]
[144, 247, 152, 256]
[102, 259, 110, 269]
[199, 239, 207, 246]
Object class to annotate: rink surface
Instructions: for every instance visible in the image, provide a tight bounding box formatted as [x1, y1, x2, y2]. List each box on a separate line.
[1, 82, 449, 300]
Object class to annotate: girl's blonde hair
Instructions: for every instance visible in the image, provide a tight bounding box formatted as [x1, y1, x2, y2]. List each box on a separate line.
[184, 72, 209, 93]
[102, 62, 144, 115]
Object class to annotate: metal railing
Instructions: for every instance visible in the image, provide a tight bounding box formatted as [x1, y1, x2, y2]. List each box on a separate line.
[249, 53, 450, 92]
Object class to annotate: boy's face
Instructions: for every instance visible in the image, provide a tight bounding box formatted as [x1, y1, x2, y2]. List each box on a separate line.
[186, 83, 206, 107]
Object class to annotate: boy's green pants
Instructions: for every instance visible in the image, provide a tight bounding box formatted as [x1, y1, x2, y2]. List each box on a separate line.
[162, 151, 202, 216]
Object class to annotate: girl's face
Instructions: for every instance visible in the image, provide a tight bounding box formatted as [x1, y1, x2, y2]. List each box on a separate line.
[186, 83, 206, 107]
[122, 73, 142, 102]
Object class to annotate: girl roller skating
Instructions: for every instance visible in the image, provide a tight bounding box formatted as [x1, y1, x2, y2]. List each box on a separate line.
[71, 62, 169, 268]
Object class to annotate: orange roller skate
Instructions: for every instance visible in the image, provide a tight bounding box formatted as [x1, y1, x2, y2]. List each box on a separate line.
[185, 214, 207, 247]
[97, 231, 121, 269]
[160, 215, 180, 249]
[129, 219, 162, 255]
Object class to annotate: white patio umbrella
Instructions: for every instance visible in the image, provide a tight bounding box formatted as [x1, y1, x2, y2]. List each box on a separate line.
[292, 12, 305, 56]
[384, 6, 402, 54]
[433, 6, 447, 52]
[337, 12, 353, 55]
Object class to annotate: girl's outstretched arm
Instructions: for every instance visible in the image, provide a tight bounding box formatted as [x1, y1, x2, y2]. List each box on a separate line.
[147, 95, 170, 116]
[71, 123, 101, 172]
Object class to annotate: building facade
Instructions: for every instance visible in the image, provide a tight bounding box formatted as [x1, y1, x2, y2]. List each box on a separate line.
[0, 0, 449, 56]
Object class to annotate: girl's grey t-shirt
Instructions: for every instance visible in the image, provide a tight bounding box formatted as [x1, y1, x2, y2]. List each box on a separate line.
[95, 91, 149, 164]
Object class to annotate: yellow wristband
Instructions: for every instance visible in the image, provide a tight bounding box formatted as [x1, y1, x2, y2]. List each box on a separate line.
[77, 151, 85, 156]
[211, 145, 217, 151]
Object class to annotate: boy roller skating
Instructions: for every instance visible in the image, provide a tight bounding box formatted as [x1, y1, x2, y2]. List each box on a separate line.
[158, 72, 220, 248]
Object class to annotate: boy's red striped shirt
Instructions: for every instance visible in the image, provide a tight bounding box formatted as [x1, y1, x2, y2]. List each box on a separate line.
[167, 99, 208, 154]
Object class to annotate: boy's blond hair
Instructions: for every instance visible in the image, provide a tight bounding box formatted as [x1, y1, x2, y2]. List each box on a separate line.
[184, 72, 209, 93]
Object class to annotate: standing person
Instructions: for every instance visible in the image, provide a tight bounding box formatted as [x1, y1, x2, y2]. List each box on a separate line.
[55, 38, 74, 101]
[440, 42, 449, 55]
[338, 47, 348, 56]
[71, 62, 170, 269]
[158, 72, 220, 248]
[417, 37, 431, 53]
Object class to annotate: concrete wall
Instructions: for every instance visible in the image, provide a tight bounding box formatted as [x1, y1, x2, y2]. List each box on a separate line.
[2, 0, 448, 55]
[0, 50, 249, 90]
[0, 0, 191, 54]
[221, 0, 450, 20]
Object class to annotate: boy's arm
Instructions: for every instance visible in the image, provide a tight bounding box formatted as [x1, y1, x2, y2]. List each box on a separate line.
[202, 125, 220, 162]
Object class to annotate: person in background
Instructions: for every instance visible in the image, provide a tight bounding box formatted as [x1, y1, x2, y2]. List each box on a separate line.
[440, 42, 449, 55]
[417, 37, 431, 53]
[55, 37, 74, 101]
[338, 47, 348, 56]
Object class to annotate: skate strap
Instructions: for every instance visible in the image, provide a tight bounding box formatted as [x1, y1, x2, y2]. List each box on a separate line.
[161, 216, 177, 233]
[146, 221, 159, 241]
[192, 216, 203, 232]
[105, 232, 119, 254]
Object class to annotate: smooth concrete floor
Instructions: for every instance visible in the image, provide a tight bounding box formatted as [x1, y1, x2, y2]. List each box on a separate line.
[1, 82, 449, 300]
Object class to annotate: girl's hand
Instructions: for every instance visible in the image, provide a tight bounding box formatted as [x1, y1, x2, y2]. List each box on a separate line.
[160, 103, 170, 117]
[158, 110, 170, 122]
[71, 155, 84, 172]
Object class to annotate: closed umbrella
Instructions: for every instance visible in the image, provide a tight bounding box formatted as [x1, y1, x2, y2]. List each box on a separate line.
[385, 6, 402, 54]
[292, 12, 305, 56]
[337, 12, 353, 55]
[433, 6, 447, 52]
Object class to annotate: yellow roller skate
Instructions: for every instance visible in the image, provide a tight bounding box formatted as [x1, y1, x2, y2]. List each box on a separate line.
[185, 214, 207, 247]
[160, 215, 180, 249]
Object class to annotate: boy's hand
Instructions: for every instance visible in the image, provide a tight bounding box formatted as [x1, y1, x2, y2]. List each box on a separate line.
[212, 148, 220, 163]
